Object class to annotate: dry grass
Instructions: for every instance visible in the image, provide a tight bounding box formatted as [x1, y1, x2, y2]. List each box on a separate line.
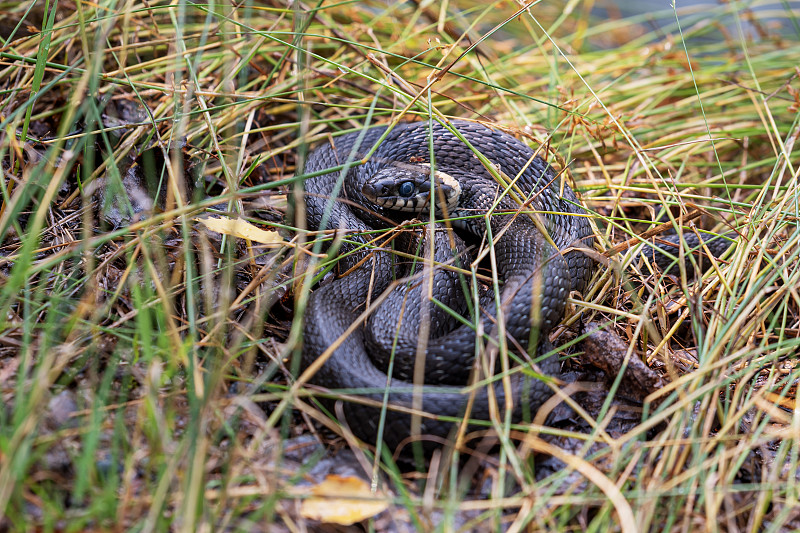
[0, 0, 799, 531]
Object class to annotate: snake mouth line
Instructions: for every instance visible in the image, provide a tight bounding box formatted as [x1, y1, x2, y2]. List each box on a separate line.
[361, 163, 462, 215]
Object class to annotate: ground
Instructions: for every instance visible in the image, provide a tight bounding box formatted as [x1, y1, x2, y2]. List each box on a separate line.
[0, 0, 799, 531]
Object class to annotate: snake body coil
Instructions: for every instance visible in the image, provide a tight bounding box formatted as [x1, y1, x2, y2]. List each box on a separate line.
[301, 121, 593, 452]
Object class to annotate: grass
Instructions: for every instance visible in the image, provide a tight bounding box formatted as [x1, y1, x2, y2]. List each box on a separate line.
[0, 0, 799, 530]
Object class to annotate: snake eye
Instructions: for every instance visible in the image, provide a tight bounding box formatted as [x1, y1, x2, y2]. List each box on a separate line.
[398, 181, 416, 197]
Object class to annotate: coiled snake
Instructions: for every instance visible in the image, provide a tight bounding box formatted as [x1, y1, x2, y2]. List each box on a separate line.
[300, 120, 595, 452]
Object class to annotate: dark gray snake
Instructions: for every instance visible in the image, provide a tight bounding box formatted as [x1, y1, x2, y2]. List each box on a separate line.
[300, 120, 596, 452]
[299, 120, 728, 453]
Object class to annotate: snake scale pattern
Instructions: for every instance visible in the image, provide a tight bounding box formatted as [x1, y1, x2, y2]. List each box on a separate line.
[300, 120, 595, 452]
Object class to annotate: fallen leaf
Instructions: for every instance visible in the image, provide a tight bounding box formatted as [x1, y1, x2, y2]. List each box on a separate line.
[299, 475, 389, 525]
[197, 216, 285, 246]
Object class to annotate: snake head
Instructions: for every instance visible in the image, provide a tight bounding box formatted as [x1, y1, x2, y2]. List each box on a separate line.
[361, 164, 461, 215]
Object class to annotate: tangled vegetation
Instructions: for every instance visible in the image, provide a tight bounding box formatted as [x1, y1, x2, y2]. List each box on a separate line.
[0, 0, 798, 530]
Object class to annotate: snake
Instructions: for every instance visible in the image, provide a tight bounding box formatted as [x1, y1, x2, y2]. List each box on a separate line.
[299, 120, 731, 453]
[300, 120, 595, 453]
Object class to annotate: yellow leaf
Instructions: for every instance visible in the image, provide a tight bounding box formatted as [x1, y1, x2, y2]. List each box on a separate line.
[196, 216, 285, 246]
[300, 475, 388, 525]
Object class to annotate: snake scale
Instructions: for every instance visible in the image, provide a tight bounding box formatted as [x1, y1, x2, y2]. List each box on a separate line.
[300, 120, 595, 452]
